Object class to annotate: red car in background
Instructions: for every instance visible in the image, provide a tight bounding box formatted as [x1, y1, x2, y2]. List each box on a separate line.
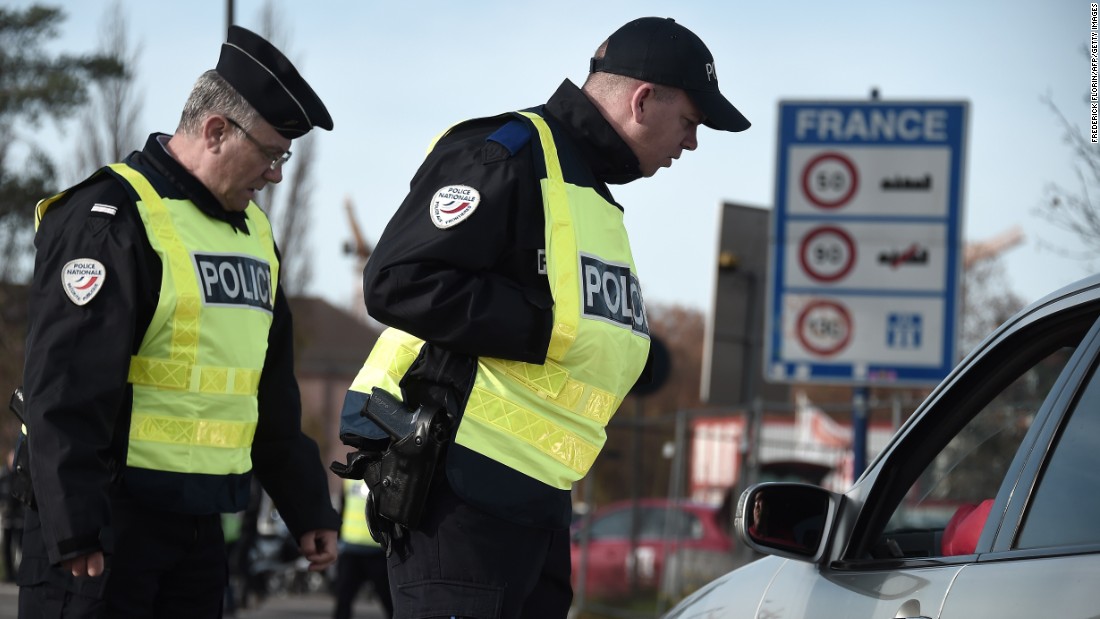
[570, 498, 734, 600]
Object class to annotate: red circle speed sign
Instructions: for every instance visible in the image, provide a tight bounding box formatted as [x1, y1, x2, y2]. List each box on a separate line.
[801, 152, 859, 209]
[796, 299, 852, 356]
[798, 226, 856, 282]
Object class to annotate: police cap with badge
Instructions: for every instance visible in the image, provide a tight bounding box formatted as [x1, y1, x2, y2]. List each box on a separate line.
[590, 16, 750, 132]
[216, 25, 333, 138]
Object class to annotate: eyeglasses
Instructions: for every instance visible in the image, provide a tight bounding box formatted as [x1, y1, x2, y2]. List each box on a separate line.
[225, 117, 292, 171]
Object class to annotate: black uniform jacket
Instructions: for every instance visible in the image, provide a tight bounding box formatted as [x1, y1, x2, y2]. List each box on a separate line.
[363, 80, 647, 529]
[23, 134, 340, 565]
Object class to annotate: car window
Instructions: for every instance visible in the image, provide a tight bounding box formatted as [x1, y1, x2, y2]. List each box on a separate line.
[586, 506, 705, 541]
[866, 330, 1087, 561]
[641, 507, 704, 541]
[1015, 359, 1100, 549]
[887, 350, 1069, 529]
[588, 508, 632, 540]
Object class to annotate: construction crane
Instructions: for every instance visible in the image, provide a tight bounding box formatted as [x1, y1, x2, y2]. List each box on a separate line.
[343, 196, 373, 318]
[344, 195, 372, 266]
[964, 225, 1024, 269]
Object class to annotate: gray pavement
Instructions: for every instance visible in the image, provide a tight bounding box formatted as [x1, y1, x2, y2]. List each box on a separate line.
[0, 582, 388, 618]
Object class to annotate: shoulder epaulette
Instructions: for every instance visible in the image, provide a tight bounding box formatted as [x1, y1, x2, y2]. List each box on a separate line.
[485, 120, 532, 157]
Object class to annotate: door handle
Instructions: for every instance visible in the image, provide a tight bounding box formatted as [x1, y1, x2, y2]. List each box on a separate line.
[895, 599, 931, 619]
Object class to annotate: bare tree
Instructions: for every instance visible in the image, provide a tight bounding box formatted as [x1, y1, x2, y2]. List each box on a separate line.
[73, 0, 144, 183]
[248, 1, 318, 296]
[961, 256, 1026, 356]
[596, 303, 707, 505]
[1034, 82, 1100, 270]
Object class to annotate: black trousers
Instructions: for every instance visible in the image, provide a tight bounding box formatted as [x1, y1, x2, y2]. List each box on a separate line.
[387, 479, 572, 619]
[18, 498, 227, 618]
[333, 546, 393, 619]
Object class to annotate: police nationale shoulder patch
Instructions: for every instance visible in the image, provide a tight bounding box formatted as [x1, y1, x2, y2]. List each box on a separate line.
[61, 258, 106, 306]
[430, 185, 481, 229]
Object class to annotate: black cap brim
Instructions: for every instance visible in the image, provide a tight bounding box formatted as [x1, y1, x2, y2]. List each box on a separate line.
[689, 89, 750, 132]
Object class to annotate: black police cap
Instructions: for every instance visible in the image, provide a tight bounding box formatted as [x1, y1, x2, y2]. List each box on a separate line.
[216, 25, 333, 139]
[590, 17, 750, 133]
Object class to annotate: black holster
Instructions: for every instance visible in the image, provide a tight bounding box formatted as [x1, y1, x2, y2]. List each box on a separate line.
[331, 387, 448, 550]
[8, 387, 36, 509]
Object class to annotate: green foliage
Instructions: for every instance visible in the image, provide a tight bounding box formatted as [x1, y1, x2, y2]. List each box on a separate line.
[0, 4, 125, 283]
[0, 6, 124, 126]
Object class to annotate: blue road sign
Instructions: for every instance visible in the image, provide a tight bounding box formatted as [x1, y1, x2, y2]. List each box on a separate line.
[765, 100, 969, 385]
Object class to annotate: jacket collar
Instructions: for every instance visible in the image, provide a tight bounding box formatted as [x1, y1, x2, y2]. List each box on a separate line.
[543, 80, 642, 186]
[131, 133, 251, 233]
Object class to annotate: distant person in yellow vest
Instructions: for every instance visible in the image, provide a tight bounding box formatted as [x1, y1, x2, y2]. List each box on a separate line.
[333, 479, 392, 619]
[17, 25, 340, 618]
[221, 511, 244, 616]
[334, 16, 749, 619]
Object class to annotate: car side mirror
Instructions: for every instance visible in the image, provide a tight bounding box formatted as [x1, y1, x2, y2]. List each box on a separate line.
[736, 482, 839, 563]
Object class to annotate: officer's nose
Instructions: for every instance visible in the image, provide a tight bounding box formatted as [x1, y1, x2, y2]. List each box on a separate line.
[263, 165, 283, 183]
[683, 126, 699, 151]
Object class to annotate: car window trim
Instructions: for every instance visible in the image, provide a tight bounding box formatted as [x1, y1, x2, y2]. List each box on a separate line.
[839, 305, 1100, 567]
[984, 312, 1100, 557]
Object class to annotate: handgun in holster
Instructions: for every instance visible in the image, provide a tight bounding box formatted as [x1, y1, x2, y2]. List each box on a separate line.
[330, 387, 448, 550]
[8, 387, 36, 509]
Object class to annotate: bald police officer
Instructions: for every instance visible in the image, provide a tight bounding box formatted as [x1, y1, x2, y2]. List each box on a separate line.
[18, 26, 340, 618]
[338, 16, 749, 619]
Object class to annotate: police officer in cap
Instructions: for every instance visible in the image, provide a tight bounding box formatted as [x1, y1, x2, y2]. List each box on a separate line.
[338, 16, 749, 619]
[18, 26, 339, 618]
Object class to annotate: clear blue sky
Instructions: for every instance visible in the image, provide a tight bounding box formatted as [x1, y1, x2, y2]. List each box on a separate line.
[11, 0, 1093, 317]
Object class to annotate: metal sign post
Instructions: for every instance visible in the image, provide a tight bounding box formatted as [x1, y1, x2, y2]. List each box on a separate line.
[765, 100, 969, 476]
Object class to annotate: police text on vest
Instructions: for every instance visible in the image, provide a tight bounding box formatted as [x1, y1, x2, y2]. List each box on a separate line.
[193, 253, 274, 312]
[580, 253, 649, 337]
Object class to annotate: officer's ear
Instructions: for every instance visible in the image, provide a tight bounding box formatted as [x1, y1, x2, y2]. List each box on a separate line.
[630, 83, 658, 122]
[202, 115, 233, 153]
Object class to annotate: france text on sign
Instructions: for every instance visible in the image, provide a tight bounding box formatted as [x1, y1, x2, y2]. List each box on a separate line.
[765, 100, 968, 385]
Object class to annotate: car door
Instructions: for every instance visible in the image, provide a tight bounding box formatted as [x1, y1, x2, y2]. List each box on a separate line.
[578, 505, 635, 598]
[579, 504, 702, 597]
[755, 294, 1100, 619]
[939, 329, 1100, 618]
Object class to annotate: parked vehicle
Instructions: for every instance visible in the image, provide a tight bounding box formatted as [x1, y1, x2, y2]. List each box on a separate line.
[665, 274, 1100, 618]
[571, 498, 733, 600]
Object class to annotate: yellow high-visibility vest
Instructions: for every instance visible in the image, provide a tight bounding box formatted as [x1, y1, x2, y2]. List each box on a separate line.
[347, 111, 650, 489]
[341, 479, 380, 547]
[35, 163, 279, 477]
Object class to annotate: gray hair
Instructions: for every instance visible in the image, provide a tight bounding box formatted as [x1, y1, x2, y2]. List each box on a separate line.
[176, 70, 263, 136]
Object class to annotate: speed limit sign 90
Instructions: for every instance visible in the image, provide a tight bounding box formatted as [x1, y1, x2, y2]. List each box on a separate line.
[799, 226, 855, 282]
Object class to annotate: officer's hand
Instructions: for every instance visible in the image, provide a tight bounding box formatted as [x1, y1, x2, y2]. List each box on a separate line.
[298, 528, 338, 571]
[63, 551, 105, 578]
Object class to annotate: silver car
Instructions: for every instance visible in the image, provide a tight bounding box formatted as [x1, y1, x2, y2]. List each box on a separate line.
[665, 275, 1100, 619]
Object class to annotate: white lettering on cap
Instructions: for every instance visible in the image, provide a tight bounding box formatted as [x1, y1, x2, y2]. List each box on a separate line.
[705, 62, 716, 82]
[430, 185, 481, 229]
